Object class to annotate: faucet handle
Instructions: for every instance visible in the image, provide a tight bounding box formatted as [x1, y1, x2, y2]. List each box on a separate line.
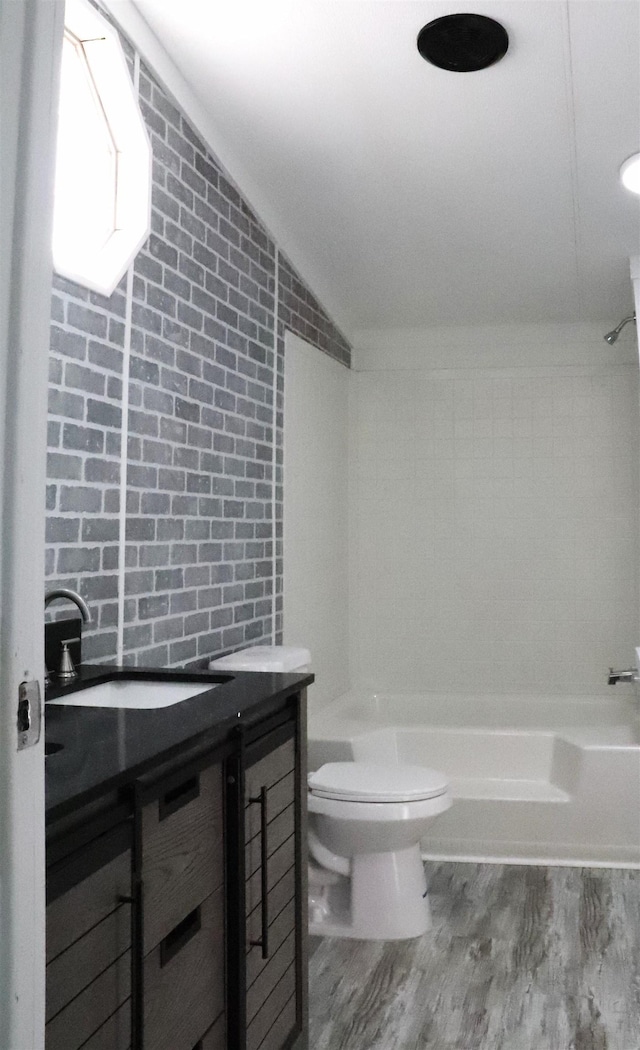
[58, 638, 80, 681]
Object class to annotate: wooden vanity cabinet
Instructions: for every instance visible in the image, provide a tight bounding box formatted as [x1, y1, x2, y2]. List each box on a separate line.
[45, 689, 308, 1050]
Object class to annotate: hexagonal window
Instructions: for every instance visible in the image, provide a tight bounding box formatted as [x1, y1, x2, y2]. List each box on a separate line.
[52, 0, 151, 296]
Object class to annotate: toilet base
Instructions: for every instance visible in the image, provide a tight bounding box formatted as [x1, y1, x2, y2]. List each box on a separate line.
[309, 844, 432, 941]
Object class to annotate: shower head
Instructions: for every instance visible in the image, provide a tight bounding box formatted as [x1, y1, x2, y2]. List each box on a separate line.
[604, 313, 636, 344]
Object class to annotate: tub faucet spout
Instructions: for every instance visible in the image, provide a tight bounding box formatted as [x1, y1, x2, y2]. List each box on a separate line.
[607, 667, 638, 685]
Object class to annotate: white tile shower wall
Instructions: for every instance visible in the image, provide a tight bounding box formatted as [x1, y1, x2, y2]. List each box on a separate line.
[283, 332, 350, 713]
[349, 328, 639, 695]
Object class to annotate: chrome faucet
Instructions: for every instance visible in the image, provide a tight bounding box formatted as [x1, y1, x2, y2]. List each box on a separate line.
[45, 588, 91, 620]
[44, 589, 91, 684]
[608, 666, 639, 685]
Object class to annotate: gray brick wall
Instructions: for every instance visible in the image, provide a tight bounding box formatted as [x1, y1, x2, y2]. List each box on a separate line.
[278, 255, 351, 367]
[47, 276, 126, 661]
[45, 18, 351, 669]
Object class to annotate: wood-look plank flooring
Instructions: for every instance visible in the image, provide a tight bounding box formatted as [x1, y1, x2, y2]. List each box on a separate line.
[308, 862, 640, 1050]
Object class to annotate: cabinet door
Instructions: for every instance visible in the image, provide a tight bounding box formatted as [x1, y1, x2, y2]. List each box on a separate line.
[236, 717, 304, 1050]
[46, 823, 133, 1050]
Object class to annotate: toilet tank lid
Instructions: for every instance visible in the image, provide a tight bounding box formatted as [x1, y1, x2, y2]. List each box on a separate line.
[308, 762, 449, 803]
[208, 645, 311, 673]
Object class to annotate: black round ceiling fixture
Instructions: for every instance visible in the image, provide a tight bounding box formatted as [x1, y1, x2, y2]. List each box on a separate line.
[417, 13, 509, 72]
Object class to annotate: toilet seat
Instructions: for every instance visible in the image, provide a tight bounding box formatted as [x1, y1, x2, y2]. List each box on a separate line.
[308, 762, 449, 803]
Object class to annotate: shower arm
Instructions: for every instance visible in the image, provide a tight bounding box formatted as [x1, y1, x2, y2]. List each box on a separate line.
[604, 313, 636, 344]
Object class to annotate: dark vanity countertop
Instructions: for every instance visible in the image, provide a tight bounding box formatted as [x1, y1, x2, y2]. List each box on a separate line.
[45, 664, 314, 821]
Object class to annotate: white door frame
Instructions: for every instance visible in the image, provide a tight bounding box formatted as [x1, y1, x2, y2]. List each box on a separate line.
[0, 3, 64, 1047]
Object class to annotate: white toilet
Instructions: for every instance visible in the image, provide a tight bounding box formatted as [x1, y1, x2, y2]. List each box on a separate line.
[208, 646, 451, 942]
[308, 761, 451, 940]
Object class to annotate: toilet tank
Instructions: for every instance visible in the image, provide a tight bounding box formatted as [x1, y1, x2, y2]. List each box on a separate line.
[208, 645, 311, 673]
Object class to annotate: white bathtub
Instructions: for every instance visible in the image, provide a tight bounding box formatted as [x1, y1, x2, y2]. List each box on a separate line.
[308, 692, 640, 867]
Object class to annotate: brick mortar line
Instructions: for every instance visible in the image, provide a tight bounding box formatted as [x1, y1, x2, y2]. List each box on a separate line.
[116, 51, 139, 662]
[49, 355, 125, 373]
[271, 250, 280, 645]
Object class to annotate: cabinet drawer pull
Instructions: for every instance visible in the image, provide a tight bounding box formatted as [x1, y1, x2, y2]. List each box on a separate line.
[159, 775, 200, 821]
[160, 906, 201, 967]
[248, 785, 269, 959]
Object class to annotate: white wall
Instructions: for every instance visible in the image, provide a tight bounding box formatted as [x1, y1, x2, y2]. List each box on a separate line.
[283, 332, 350, 712]
[349, 323, 639, 695]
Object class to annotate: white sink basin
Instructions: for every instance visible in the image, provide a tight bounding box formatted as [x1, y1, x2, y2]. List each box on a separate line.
[48, 679, 219, 710]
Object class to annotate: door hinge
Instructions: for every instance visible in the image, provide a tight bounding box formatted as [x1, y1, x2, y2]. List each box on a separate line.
[17, 680, 42, 751]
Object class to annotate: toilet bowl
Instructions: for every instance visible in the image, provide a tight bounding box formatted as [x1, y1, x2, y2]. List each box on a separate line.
[207, 647, 451, 941]
[308, 762, 451, 940]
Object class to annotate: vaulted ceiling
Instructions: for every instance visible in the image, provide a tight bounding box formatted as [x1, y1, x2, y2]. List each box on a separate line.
[132, 1, 640, 338]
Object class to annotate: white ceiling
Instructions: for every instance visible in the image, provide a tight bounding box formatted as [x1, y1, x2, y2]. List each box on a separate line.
[132, 0, 640, 338]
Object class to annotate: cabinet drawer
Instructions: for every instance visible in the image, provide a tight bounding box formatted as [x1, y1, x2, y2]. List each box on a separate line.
[46, 846, 131, 963]
[80, 1000, 131, 1050]
[245, 771, 295, 844]
[47, 901, 131, 1022]
[141, 762, 223, 953]
[246, 805, 294, 881]
[45, 950, 131, 1050]
[247, 959, 296, 1050]
[245, 740, 294, 802]
[144, 886, 225, 1050]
